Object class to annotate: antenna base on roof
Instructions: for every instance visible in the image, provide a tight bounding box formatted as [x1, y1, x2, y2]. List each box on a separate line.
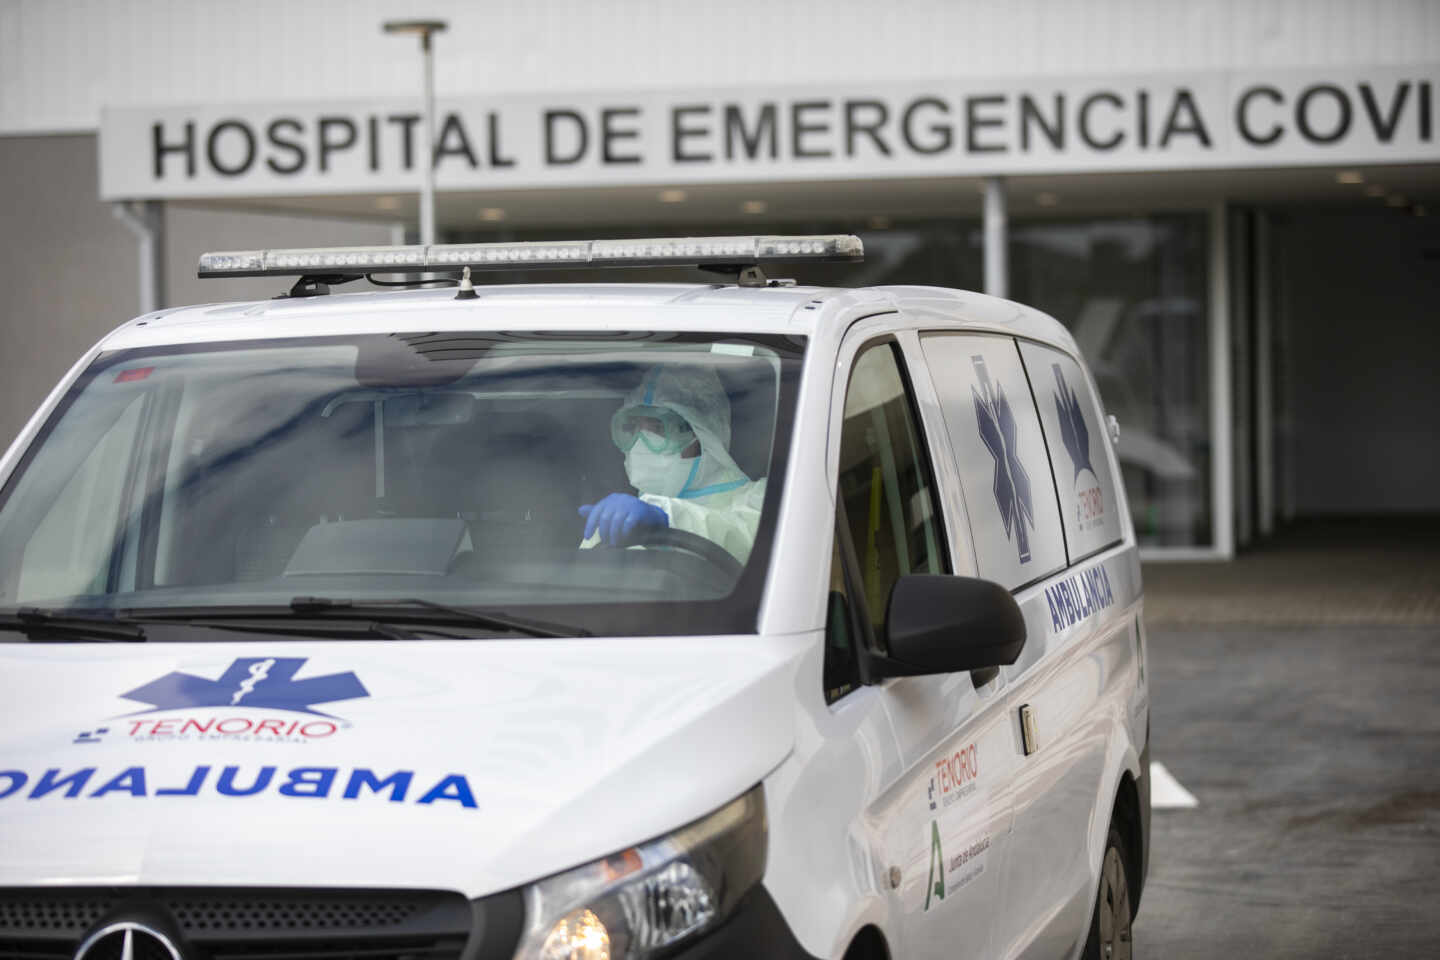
[277, 274, 362, 299]
[736, 265, 768, 288]
[699, 263, 793, 288]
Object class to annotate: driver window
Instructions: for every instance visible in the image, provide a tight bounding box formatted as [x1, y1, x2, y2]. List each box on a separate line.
[833, 341, 947, 645]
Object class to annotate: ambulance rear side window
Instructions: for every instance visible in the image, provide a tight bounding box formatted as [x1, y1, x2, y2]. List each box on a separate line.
[1017, 341, 1125, 564]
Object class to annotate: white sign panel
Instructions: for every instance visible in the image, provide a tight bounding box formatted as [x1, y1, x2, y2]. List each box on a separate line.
[100, 66, 1440, 200]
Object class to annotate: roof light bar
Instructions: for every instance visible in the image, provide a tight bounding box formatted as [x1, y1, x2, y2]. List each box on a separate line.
[197, 235, 863, 279]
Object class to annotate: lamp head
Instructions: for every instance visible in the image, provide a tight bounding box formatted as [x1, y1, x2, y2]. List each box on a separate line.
[382, 19, 448, 48]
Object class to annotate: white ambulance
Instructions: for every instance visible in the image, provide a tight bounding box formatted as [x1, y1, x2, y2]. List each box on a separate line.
[0, 236, 1148, 960]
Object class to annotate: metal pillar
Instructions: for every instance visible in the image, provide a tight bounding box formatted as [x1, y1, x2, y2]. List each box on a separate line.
[384, 19, 447, 246]
[982, 177, 1007, 299]
[1232, 210, 1253, 549]
[419, 32, 437, 246]
[1208, 203, 1235, 558]
[1255, 212, 1276, 536]
[112, 200, 165, 315]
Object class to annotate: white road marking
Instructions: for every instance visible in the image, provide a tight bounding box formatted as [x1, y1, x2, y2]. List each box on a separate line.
[1150, 761, 1198, 809]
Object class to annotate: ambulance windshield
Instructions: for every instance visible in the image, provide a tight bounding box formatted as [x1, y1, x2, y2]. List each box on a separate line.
[0, 332, 803, 638]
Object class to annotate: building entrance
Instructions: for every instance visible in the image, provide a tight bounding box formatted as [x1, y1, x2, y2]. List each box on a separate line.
[1269, 208, 1440, 520]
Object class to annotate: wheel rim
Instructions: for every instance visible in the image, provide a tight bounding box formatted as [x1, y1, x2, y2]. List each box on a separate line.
[1097, 845, 1133, 960]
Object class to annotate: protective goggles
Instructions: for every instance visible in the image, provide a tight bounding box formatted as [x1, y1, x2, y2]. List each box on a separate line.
[610, 405, 696, 454]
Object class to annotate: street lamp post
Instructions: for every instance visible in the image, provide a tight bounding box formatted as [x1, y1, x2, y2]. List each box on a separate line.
[382, 19, 448, 246]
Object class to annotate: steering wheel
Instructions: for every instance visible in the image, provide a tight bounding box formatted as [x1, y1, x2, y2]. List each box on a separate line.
[634, 527, 744, 580]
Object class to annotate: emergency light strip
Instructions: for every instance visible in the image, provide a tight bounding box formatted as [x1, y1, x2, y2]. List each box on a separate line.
[197, 235, 863, 278]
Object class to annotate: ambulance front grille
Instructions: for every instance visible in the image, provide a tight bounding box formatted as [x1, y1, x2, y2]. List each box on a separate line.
[0, 887, 522, 960]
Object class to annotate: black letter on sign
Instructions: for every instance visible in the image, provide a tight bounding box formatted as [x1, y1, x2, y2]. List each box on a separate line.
[966, 94, 1008, 153]
[367, 116, 380, 171]
[845, 100, 891, 157]
[266, 118, 306, 174]
[1159, 89, 1212, 148]
[1020, 94, 1064, 151]
[901, 97, 952, 154]
[602, 108, 642, 165]
[725, 104, 777, 160]
[206, 120, 257, 176]
[435, 113, 478, 168]
[488, 112, 516, 168]
[153, 120, 196, 179]
[1296, 84, 1352, 144]
[1421, 82, 1433, 141]
[1358, 82, 1411, 143]
[672, 105, 713, 163]
[1236, 86, 1284, 146]
[791, 101, 833, 159]
[387, 114, 420, 170]
[1079, 92, 1124, 150]
[545, 110, 589, 165]
[318, 116, 358, 172]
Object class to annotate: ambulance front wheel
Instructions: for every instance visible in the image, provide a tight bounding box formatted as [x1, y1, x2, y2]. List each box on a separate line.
[1083, 824, 1135, 960]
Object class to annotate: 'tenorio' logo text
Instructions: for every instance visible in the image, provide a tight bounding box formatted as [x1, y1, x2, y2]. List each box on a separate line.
[928, 743, 980, 811]
[74, 656, 370, 745]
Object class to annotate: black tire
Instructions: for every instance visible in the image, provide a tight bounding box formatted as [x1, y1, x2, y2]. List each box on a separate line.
[1082, 825, 1135, 960]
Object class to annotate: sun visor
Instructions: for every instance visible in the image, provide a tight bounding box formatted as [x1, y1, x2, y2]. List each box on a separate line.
[354, 333, 490, 386]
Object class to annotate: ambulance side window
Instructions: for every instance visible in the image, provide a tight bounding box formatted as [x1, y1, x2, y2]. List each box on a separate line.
[831, 341, 948, 650]
[919, 333, 1067, 591]
[1016, 341, 1126, 564]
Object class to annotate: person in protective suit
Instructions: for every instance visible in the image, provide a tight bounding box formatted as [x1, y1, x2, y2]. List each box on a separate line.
[578, 364, 765, 564]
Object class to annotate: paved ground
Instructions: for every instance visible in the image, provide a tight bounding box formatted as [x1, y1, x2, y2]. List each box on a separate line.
[1133, 521, 1440, 958]
[1134, 624, 1440, 957]
[1143, 518, 1440, 628]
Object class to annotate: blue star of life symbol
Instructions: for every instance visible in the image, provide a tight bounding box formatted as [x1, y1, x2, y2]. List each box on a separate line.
[1052, 364, 1094, 483]
[971, 356, 1035, 563]
[119, 657, 368, 718]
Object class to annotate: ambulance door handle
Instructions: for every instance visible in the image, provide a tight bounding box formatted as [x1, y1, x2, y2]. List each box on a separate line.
[1019, 703, 1039, 756]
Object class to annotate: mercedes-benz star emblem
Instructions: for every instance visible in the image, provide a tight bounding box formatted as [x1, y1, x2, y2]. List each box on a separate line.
[73, 921, 183, 960]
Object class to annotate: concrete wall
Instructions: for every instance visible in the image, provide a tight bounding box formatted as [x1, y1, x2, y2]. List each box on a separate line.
[0, 134, 138, 453]
[1277, 209, 1440, 514]
[0, 134, 393, 452]
[164, 205, 394, 309]
[5, 0, 1439, 134]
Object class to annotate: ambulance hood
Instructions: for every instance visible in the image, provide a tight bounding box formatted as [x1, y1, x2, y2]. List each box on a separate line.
[0, 636, 802, 897]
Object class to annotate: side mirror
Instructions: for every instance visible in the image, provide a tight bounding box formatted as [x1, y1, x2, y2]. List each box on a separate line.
[872, 574, 1027, 678]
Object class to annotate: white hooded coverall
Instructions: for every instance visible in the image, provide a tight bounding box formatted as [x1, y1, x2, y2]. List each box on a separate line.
[585, 364, 766, 564]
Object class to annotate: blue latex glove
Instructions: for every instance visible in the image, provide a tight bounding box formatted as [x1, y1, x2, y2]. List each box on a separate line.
[578, 493, 669, 547]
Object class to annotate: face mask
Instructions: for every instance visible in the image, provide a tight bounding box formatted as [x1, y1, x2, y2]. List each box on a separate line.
[626, 436, 699, 498]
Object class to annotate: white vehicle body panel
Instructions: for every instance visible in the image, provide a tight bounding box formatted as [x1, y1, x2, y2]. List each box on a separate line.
[0, 277, 1148, 960]
[0, 635, 804, 896]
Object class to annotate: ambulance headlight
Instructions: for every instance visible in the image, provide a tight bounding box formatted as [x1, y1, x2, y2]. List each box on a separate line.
[517, 784, 766, 959]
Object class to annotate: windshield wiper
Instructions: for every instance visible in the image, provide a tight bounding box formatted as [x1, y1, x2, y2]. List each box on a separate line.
[110, 598, 589, 640]
[168, 617, 429, 641]
[289, 596, 592, 638]
[0, 607, 147, 642]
